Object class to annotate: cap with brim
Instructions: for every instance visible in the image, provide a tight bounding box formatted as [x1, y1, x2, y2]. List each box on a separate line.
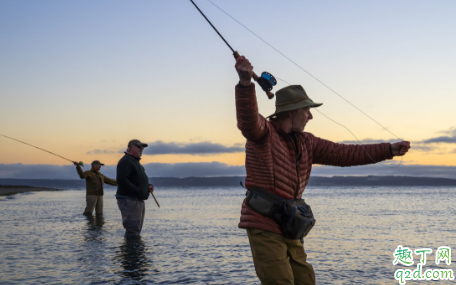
[267, 85, 322, 119]
[91, 160, 105, 166]
[128, 139, 148, 148]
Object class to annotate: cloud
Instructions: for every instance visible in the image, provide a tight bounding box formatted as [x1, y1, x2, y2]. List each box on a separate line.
[143, 162, 245, 177]
[142, 141, 244, 156]
[339, 138, 402, 144]
[336, 130, 456, 152]
[0, 162, 246, 179]
[86, 149, 117, 155]
[1, 163, 456, 179]
[411, 144, 438, 153]
[438, 128, 456, 136]
[421, 127, 456, 144]
[311, 164, 456, 178]
[406, 127, 456, 153]
[0, 164, 85, 179]
[422, 136, 456, 144]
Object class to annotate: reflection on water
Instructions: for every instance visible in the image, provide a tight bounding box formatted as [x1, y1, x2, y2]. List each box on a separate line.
[84, 215, 105, 241]
[78, 215, 109, 284]
[114, 237, 152, 283]
[0, 187, 455, 284]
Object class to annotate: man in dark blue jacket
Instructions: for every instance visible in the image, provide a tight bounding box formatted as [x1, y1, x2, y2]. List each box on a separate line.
[116, 139, 154, 238]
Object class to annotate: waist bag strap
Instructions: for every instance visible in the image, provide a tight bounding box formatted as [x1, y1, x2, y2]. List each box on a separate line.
[246, 187, 316, 240]
[246, 187, 285, 218]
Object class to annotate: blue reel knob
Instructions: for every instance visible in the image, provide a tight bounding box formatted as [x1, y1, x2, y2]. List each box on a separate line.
[257, 71, 277, 92]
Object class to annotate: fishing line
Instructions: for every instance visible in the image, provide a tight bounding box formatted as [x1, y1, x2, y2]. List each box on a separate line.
[190, 0, 405, 167]
[205, 0, 401, 141]
[275, 77, 403, 168]
[190, 0, 276, 99]
[0, 134, 83, 166]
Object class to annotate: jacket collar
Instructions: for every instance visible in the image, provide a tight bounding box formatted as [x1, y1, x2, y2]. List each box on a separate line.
[269, 119, 303, 159]
[124, 152, 141, 161]
[269, 119, 301, 138]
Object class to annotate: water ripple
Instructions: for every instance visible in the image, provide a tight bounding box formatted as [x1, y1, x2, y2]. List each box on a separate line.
[0, 186, 455, 284]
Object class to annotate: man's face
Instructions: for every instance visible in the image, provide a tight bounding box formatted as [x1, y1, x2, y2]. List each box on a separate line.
[292, 107, 313, 132]
[92, 163, 101, 171]
[130, 145, 144, 158]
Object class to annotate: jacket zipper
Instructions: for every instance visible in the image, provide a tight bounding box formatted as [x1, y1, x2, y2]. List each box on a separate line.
[288, 134, 301, 199]
[294, 144, 300, 199]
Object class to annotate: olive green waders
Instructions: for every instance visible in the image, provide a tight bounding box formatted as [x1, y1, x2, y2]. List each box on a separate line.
[247, 228, 315, 285]
[83, 195, 103, 215]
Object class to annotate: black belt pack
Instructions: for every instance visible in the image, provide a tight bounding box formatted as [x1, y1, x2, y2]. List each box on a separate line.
[246, 187, 316, 240]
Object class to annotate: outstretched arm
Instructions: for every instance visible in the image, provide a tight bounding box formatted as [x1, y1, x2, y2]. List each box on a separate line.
[311, 134, 410, 166]
[103, 176, 118, 186]
[235, 56, 269, 143]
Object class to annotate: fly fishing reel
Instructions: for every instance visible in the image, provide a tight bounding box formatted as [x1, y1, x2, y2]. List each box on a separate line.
[257, 72, 277, 92]
[234, 50, 277, 99]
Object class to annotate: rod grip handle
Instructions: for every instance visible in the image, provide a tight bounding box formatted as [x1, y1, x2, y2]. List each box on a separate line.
[233, 51, 274, 99]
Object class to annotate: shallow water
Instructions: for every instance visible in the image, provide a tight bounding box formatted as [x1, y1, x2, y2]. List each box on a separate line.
[1, 186, 455, 284]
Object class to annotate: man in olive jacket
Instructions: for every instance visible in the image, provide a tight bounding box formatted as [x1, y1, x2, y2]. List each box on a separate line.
[73, 160, 117, 215]
[116, 139, 154, 239]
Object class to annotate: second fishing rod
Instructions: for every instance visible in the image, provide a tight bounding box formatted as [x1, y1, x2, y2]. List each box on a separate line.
[189, 0, 277, 100]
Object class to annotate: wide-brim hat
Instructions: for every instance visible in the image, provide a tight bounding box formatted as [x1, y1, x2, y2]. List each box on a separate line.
[267, 85, 322, 119]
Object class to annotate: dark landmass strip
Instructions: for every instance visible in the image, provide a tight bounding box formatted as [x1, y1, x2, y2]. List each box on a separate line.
[0, 185, 36, 189]
[1, 176, 456, 189]
[0, 185, 58, 196]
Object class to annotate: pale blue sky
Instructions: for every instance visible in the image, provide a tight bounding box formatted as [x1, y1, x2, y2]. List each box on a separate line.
[1, 0, 455, 170]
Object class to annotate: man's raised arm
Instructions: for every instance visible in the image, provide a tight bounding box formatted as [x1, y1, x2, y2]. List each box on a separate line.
[73, 161, 86, 179]
[235, 56, 269, 143]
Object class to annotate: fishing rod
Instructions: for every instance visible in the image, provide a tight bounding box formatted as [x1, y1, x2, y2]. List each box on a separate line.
[189, 0, 277, 99]
[191, 0, 407, 168]
[1, 133, 162, 206]
[0, 134, 84, 166]
[204, 0, 402, 142]
[150, 188, 160, 208]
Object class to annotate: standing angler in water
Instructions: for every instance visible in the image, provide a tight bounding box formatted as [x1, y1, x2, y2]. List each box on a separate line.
[234, 56, 410, 285]
[73, 160, 117, 216]
[115, 139, 155, 239]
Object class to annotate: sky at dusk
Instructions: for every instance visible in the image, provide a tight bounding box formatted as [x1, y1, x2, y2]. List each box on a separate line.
[1, 0, 455, 177]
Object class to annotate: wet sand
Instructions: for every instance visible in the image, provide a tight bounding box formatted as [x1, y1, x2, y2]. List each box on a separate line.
[0, 185, 58, 196]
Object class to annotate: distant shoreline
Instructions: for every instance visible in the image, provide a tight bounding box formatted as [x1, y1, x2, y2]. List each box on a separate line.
[1, 176, 456, 189]
[0, 185, 58, 196]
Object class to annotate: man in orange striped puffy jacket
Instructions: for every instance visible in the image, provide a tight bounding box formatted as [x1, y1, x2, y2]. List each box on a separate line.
[234, 55, 410, 285]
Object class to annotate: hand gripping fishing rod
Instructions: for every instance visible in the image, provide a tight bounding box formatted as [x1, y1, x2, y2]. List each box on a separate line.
[189, 0, 277, 99]
[0, 134, 84, 166]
